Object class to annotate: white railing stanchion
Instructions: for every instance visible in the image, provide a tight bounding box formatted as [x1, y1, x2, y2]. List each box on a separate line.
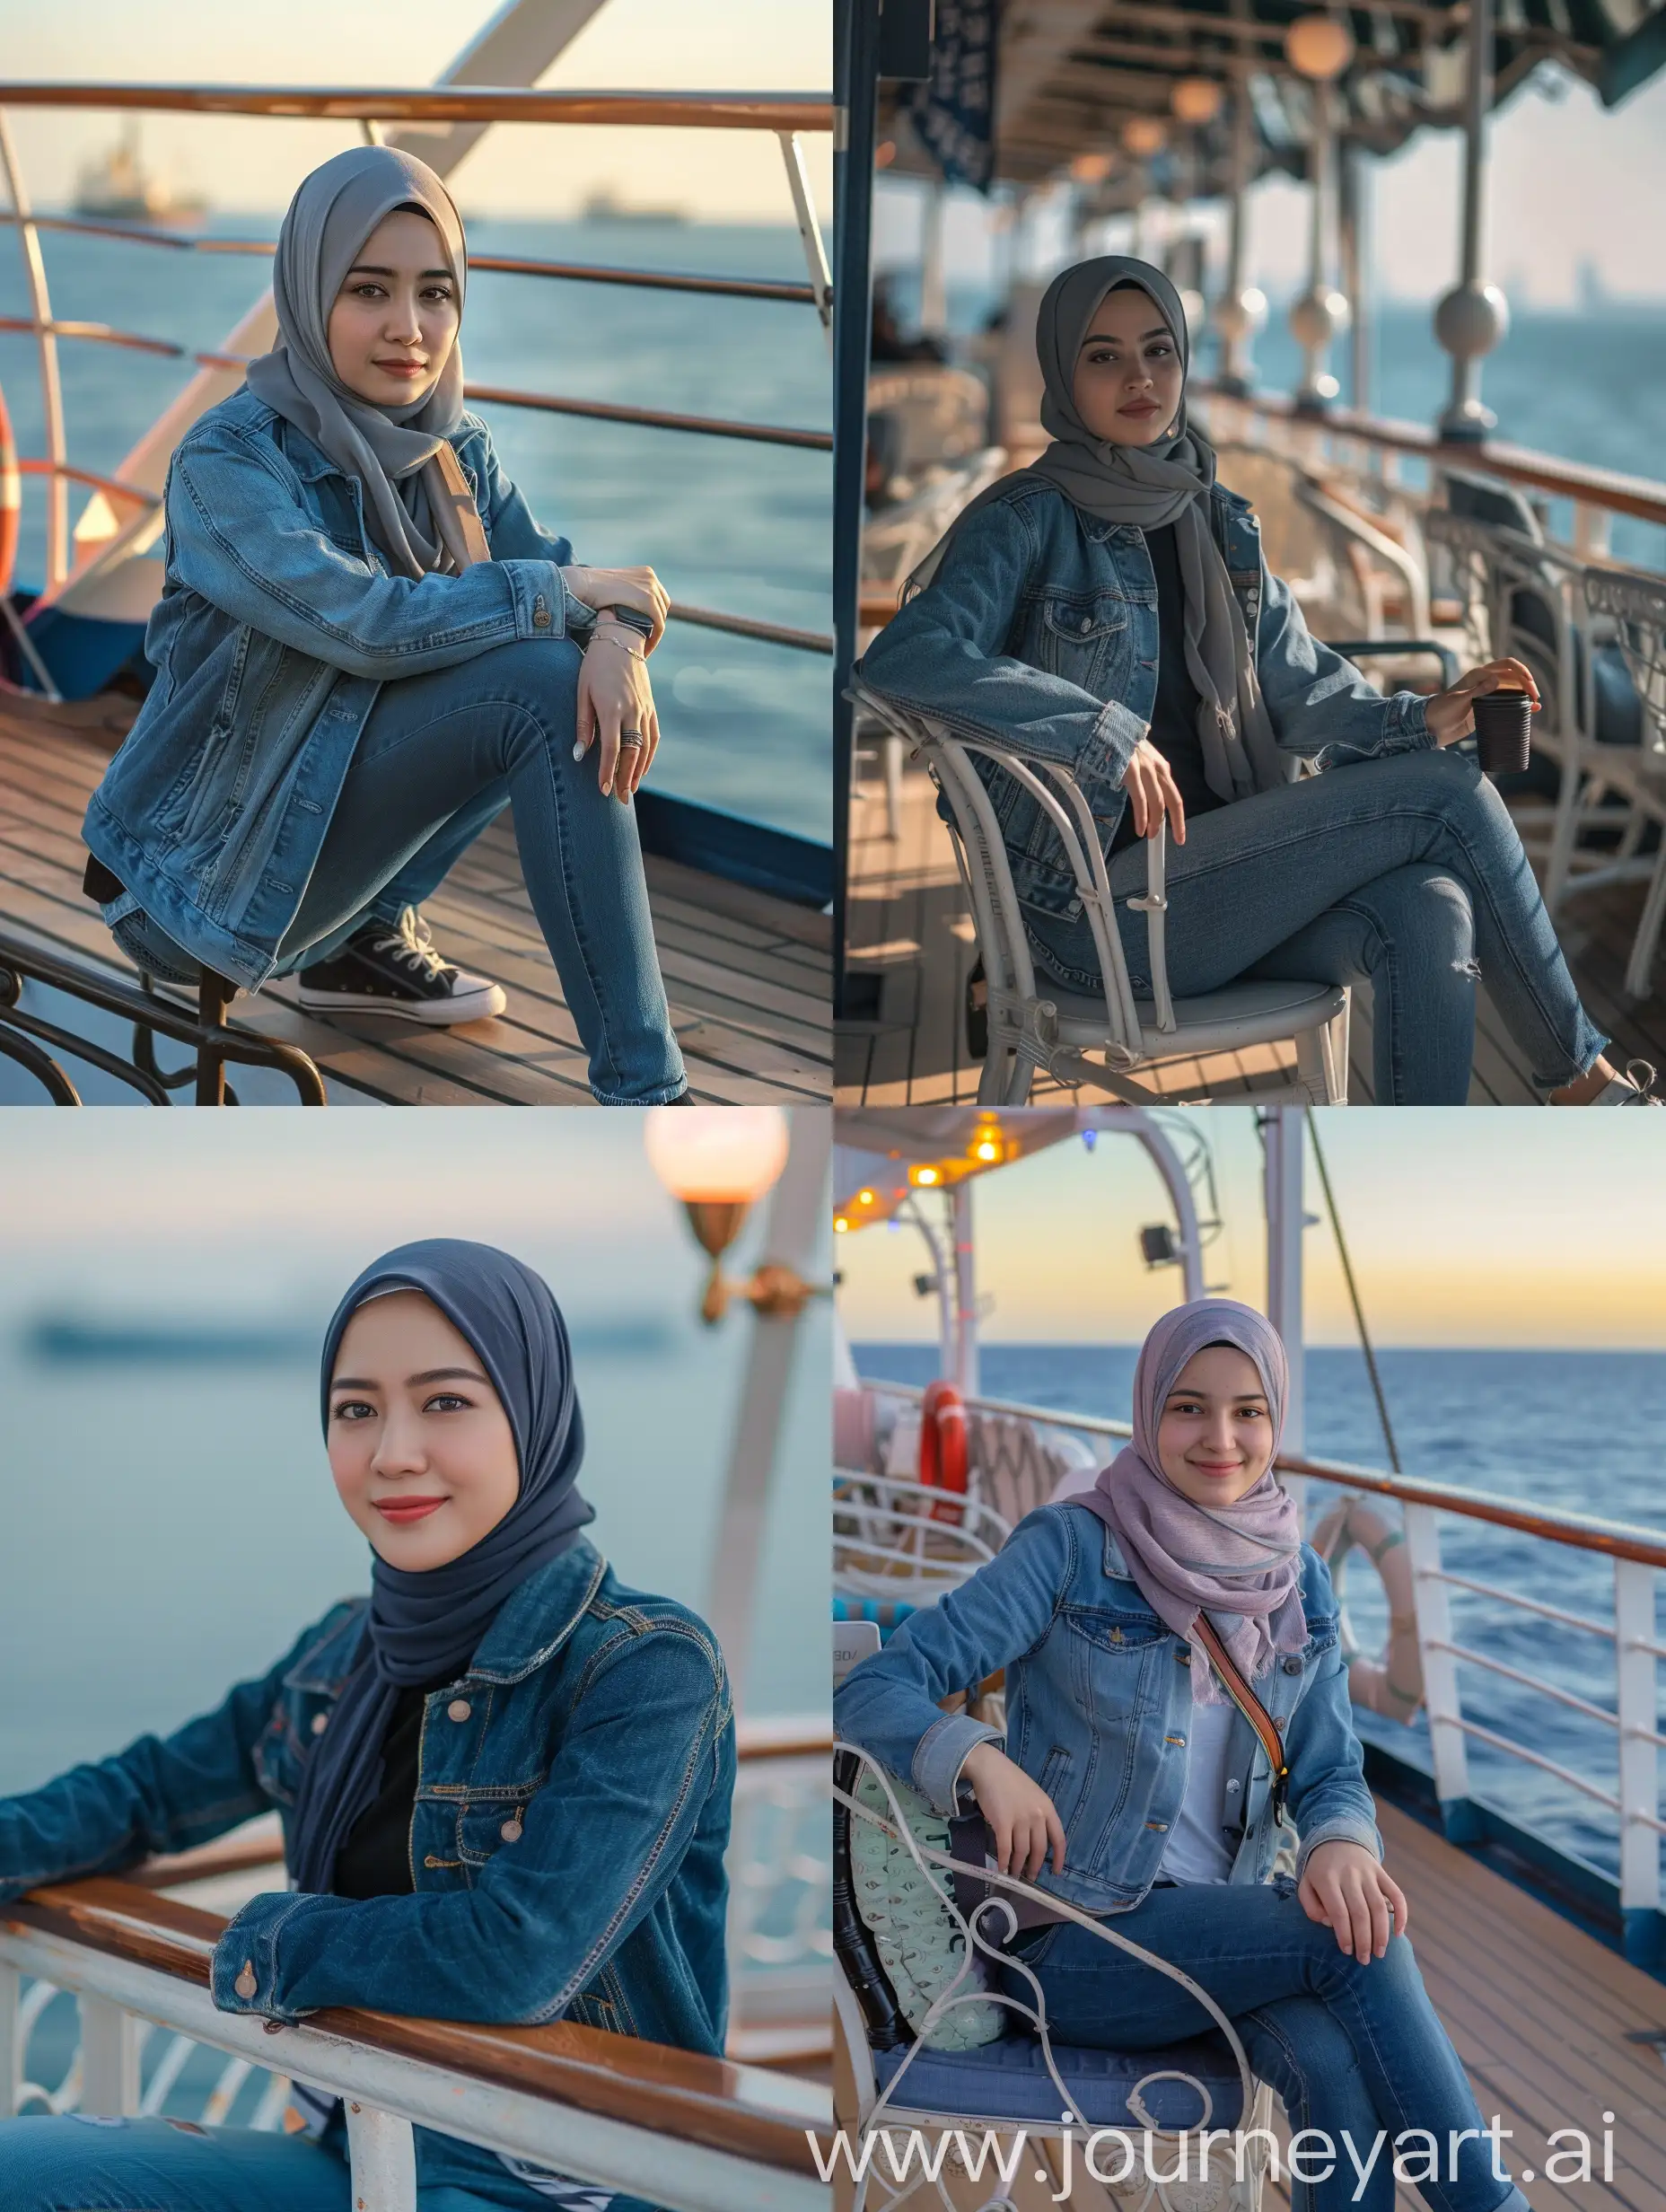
[1615, 1556, 1662, 1968]
[0, 1960, 21, 2116]
[0, 108, 68, 587]
[1403, 1504, 1479, 1841]
[80, 1993, 141, 2113]
[776, 131, 833, 346]
[345, 2098, 419, 2212]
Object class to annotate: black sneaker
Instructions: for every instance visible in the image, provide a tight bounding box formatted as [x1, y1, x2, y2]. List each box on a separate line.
[297, 908, 507, 1026]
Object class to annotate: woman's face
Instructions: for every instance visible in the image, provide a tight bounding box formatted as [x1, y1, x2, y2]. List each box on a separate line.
[1069, 285, 1185, 447]
[1154, 1344, 1276, 1505]
[328, 1289, 519, 1569]
[325, 208, 460, 409]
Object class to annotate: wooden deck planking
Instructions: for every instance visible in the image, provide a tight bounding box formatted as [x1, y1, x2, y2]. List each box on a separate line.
[0, 705, 830, 1105]
[834, 1798, 1666, 2212]
[838, 760, 1622, 1107]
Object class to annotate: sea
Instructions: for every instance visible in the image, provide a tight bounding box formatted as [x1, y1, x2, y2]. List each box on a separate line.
[0, 214, 831, 843]
[852, 1340, 1666, 1890]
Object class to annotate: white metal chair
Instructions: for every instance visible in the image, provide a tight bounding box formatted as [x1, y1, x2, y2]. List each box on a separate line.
[1583, 566, 1666, 996]
[832, 1744, 1275, 2212]
[848, 680, 1349, 1107]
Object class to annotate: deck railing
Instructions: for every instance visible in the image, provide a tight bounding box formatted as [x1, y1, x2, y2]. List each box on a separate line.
[0, 82, 834, 665]
[851, 1379, 1664, 1960]
[0, 1724, 831, 2210]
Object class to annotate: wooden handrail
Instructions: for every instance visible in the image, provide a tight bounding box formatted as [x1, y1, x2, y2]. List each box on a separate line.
[0, 84, 833, 132]
[3, 1879, 825, 2172]
[1195, 381, 1666, 531]
[862, 1377, 1666, 1567]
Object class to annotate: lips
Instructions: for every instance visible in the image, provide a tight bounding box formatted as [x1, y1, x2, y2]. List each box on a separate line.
[373, 1496, 447, 1523]
[1120, 401, 1161, 417]
[373, 361, 427, 378]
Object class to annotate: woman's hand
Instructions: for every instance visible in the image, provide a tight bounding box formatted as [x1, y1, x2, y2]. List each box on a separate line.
[1298, 1840, 1409, 1961]
[576, 627, 661, 803]
[959, 1742, 1066, 1882]
[1121, 738, 1186, 843]
[560, 564, 671, 654]
[1424, 657, 1541, 748]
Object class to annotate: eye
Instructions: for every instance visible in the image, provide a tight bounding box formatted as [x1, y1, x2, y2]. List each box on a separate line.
[421, 285, 455, 305]
[347, 282, 388, 301]
[424, 1391, 471, 1414]
[332, 1399, 375, 1422]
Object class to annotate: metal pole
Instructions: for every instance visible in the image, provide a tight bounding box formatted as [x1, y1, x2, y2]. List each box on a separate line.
[1213, 69, 1262, 394]
[1289, 81, 1345, 414]
[344, 2102, 419, 2212]
[1262, 1105, 1308, 1525]
[1404, 1502, 1481, 1841]
[1088, 1108, 1206, 1302]
[1615, 1558, 1662, 1969]
[950, 1180, 979, 1396]
[79, 1996, 141, 2115]
[1339, 140, 1370, 413]
[832, 0, 883, 1021]
[776, 132, 835, 342]
[0, 1962, 22, 2117]
[0, 109, 68, 586]
[705, 1111, 830, 1713]
[919, 178, 947, 335]
[1434, 0, 1508, 439]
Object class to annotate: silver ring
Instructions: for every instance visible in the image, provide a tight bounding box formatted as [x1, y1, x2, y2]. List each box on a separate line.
[619, 731, 644, 748]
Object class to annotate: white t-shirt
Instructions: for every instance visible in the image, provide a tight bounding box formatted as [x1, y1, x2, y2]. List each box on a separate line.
[1158, 1698, 1241, 1884]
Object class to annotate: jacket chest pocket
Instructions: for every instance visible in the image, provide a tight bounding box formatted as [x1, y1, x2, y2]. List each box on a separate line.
[1059, 1611, 1165, 1718]
[1036, 593, 1130, 695]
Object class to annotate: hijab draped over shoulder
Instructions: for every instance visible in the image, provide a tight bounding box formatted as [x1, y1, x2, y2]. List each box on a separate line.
[287, 1238, 594, 1894]
[910, 256, 1285, 804]
[1072, 1297, 1307, 1702]
[245, 145, 487, 581]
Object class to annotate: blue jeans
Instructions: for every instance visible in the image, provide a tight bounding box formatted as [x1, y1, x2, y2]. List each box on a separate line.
[115, 637, 686, 1105]
[1023, 747, 1607, 1104]
[1004, 1877, 1531, 2212]
[0, 2116, 660, 2212]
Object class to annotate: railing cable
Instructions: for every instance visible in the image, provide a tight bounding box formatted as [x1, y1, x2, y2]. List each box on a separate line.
[1305, 1107, 1402, 1472]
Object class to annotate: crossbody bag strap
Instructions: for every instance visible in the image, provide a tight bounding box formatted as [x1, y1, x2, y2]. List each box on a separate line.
[428, 440, 494, 568]
[1190, 1611, 1291, 1825]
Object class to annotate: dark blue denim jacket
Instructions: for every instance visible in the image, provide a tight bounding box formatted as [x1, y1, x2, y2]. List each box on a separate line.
[857, 476, 1434, 919]
[0, 1541, 734, 2201]
[83, 388, 592, 989]
[835, 1505, 1381, 1917]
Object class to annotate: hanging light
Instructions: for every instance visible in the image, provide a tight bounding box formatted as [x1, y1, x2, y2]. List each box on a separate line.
[1070, 151, 1114, 183]
[644, 1107, 820, 1325]
[1285, 13, 1356, 80]
[1171, 77, 1223, 125]
[1121, 116, 1169, 158]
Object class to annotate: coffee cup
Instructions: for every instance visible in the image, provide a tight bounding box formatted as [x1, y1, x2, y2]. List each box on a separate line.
[1471, 686, 1532, 777]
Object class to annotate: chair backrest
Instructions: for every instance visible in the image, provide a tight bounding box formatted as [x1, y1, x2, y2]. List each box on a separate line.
[860, 447, 1009, 591]
[865, 366, 992, 473]
[1586, 568, 1666, 750]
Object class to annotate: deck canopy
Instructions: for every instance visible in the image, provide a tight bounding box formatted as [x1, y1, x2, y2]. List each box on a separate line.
[879, 0, 1666, 194]
[834, 1106, 1089, 1225]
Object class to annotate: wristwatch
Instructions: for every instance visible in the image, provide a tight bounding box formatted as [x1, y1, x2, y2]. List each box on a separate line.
[595, 602, 656, 641]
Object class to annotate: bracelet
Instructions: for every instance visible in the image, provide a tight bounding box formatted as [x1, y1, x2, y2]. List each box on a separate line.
[587, 632, 645, 662]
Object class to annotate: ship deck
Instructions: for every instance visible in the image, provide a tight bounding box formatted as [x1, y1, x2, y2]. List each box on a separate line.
[834, 1796, 1666, 2211]
[0, 698, 830, 1106]
[837, 759, 1666, 1108]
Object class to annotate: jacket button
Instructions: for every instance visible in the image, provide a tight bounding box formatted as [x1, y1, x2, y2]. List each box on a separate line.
[532, 597, 551, 628]
[1226, 1779, 1241, 1794]
[1080, 616, 1092, 633]
[500, 1818, 524, 1843]
[424, 1855, 445, 1869]
[234, 1962, 257, 2000]
[1283, 1658, 1302, 1675]
[311, 1713, 329, 1734]
[447, 1698, 472, 1723]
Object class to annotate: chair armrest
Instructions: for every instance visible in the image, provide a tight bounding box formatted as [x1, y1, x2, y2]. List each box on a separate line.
[1320, 638, 1460, 689]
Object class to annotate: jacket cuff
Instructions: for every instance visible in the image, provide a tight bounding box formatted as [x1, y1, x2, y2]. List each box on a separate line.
[1294, 1815, 1384, 1880]
[1087, 697, 1147, 786]
[913, 1713, 1003, 1818]
[211, 1890, 315, 2021]
[507, 564, 572, 643]
[1390, 689, 1436, 749]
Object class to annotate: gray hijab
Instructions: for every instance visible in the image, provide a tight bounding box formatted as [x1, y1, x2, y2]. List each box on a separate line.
[245, 145, 480, 582]
[913, 256, 1284, 803]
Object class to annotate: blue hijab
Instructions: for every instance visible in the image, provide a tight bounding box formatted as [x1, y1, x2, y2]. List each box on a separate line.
[287, 1239, 593, 1895]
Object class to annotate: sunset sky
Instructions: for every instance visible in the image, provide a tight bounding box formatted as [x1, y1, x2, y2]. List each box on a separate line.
[836, 1110, 1666, 1349]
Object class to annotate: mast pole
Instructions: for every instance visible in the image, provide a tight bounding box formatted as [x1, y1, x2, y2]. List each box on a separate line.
[951, 1180, 979, 1397]
[1263, 1105, 1308, 1518]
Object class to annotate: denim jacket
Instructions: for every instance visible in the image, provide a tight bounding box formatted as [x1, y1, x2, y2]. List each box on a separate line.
[83, 388, 594, 989]
[834, 1505, 1381, 1916]
[856, 477, 1434, 920]
[0, 1540, 735, 2204]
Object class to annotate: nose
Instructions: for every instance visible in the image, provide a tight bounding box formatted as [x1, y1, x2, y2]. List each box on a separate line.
[1204, 1407, 1238, 1455]
[371, 1408, 428, 1479]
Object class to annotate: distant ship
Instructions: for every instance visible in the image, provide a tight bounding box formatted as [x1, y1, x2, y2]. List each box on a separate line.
[579, 187, 687, 224]
[73, 121, 206, 226]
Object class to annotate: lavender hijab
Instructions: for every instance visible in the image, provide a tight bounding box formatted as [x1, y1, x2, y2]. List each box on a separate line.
[244, 145, 483, 581]
[286, 1239, 594, 1896]
[1074, 1298, 1306, 1704]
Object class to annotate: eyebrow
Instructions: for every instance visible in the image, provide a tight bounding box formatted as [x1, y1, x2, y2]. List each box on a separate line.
[1082, 325, 1172, 347]
[1165, 1386, 1268, 1402]
[330, 1366, 490, 1391]
[344, 264, 454, 281]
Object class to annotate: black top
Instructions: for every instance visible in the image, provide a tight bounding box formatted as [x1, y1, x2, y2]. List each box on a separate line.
[332, 1674, 452, 1900]
[1109, 522, 1228, 858]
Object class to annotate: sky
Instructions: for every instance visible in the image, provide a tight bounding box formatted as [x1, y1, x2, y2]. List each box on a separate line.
[0, 0, 831, 222]
[875, 60, 1666, 307]
[834, 1109, 1666, 1350]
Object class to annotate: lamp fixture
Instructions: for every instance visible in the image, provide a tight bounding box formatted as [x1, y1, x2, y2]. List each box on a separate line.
[1121, 115, 1169, 157]
[644, 1107, 823, 1326]
[1171, 77, 1223, 125]
[1285, 13, 1355, 81]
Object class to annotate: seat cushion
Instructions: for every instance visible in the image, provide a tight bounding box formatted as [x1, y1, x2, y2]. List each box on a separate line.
[873, 2026, 1247, 2129]
[1049, 976, 1346, 1057]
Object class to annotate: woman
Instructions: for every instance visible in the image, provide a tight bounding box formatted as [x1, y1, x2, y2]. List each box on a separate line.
[858, 256, 1653, 1106]
[0, 1239, 734, 2212]
[836, 1300, 1533, 2212]
[83, 145, 689, 1105]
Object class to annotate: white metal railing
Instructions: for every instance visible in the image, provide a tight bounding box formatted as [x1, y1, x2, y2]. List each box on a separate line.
[0, 1729, 832, 2210]
[847, 1376, 1664, 1937]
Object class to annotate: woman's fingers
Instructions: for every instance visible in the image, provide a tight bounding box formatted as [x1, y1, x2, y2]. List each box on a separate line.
[595, 690, 622, 799]
[1160, 760, 1186, 845]
[574, 662, 597, 759]
[1381, 1868, 1409, 1940]
[1046, 1804, 1067, 1876]
[989, 1813, 1013, 1875]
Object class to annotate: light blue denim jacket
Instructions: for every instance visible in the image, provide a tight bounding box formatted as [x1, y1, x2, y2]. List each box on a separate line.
[83, 388, 594, 989]
[834, 1504, 1381, 1916]
[856, 477, 1435, 919]
[0, 1540, 734, 2205]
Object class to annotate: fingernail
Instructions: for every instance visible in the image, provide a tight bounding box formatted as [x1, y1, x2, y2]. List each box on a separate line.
[601, 779, 612, 797]
[571, 741, 585, 761]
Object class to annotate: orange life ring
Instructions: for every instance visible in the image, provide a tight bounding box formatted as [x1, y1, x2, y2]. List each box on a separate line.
[917, 1380, 969, 1523]
[0, 377, 18, 602]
